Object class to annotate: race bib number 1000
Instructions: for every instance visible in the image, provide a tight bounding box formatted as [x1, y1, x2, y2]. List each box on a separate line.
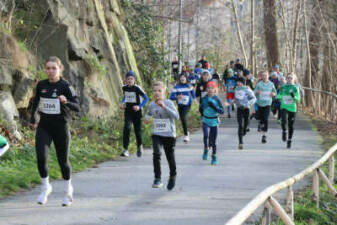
[153, 119, 171, 133]
[39, 97, 61, 114]
[125, 91, 137, 103]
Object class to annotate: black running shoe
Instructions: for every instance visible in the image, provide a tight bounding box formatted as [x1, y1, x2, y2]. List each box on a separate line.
[287, 140, 292, 149]
[262, 135, 267, 144]
[246, 128, 250, 132]
[137, 145, 143, 157]
[167, 176, 176, 191]
[282, 132, 287, 142]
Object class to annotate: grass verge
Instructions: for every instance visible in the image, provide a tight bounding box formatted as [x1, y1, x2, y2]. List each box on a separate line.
[0, 104, 201, 199]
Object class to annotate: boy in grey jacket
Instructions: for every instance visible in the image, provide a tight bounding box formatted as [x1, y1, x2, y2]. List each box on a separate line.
[234, 77, 256, 150]
[144, 81, 179, 190]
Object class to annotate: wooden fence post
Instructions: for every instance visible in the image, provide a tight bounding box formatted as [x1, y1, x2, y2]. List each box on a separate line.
[329, 155, 335, 183]
[313, 169, 320, 207]
[261, 201, 271, 225]
[268, 196, 294, 225]
[318, 168, 337, 196]
[286, 186, 294, 221]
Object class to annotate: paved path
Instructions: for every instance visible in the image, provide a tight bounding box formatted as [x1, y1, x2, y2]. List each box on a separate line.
[0, 111, 322, 225]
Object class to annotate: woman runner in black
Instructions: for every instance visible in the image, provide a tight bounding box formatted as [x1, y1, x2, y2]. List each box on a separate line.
[30, 56, 79, 206]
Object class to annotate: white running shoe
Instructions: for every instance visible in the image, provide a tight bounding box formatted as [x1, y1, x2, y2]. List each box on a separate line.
[120, 149, 129, 157]
[37, 184, 52, 205]
[62, 185, 73, 207]
[183, 135, 190, 142]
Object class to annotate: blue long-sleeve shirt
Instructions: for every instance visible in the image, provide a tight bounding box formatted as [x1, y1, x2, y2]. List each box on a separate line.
[170, 83, 196, 106]
[199, 95, 224, 127]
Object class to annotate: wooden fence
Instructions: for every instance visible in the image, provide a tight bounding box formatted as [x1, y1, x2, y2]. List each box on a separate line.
[225, 87, 337, 225]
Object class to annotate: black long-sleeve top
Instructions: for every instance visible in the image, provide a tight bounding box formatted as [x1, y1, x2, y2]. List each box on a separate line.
[30, 79, 80, 124]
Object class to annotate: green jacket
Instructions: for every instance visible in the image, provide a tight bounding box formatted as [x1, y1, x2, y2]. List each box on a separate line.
[276, 84, 300, 112]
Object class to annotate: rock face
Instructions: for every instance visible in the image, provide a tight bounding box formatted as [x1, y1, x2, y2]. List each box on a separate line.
[32, 0, 141, 117]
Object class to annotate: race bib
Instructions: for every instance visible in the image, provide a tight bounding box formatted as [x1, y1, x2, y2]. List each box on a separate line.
[283, 96, 294, 104]
[153, 119, 171, 133]
[178, 95, 189, 105]
[125, 91, 137, 103]
[201, 92, 207, 98]
[191, 79, 196, 84]
[39, 97, 61, 114]
[260, 91, 271, 100]
[235, 90, 245, 100]
[173, 64, 178, 69]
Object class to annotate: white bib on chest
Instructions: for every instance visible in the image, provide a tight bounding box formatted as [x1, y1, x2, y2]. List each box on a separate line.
[125, 91, 137, 103]
[178, 95, 189, 105]
[235, 90, 245, 100]
[153, 119, 171, 133]
[283, 96, 294, 104]
[260, 91, 271, 100]
[39, 97, 61, 114]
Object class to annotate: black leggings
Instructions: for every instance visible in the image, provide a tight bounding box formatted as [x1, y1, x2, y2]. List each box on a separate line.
[237, 107, 250, 144]
[36, 121, 71, 180]
[178, 105, 191, 136]
[258, 106, 271, 132]
[123, 111, 142, 149]
[152, 135, 176, 179]
[281, 109, 296, 140]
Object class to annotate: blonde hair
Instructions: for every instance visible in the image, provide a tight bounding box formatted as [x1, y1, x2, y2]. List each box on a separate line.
[152, 81, 166, 90]
[289, 73, 298, 83]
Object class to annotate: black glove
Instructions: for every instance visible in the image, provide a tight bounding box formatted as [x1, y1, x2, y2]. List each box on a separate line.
[290, 92, 295, 98]
[208, 101, 217, 111]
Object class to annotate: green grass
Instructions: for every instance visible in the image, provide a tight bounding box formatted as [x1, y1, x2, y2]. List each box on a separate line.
[0, 104, 201, 198]
[270, 117, 337, 225]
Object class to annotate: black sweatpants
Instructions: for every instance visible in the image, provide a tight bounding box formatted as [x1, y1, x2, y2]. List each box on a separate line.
[178, 105, 191, 136]
[237, 107, 250, 144]
[123, 111, 142, 150]
[258, 105, 271, 132]
[36, 120, 71, 180]
[281, 109, 296, 140]
[152, 135, 176, 179]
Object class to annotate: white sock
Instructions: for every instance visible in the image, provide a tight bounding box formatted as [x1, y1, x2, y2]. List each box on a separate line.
[65, 179, 72, 192]
[41, 177, 49, 188]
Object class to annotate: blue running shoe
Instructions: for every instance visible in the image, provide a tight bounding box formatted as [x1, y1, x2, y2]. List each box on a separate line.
[211, 155, 217, 165]
[202, 149, 208, 160]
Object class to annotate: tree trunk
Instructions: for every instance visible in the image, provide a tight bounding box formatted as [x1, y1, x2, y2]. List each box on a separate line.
[263, 0, 280, 71]
[291, 0, 302, 73]
[250, 0, 255, 75]
[231, 0, 248, 67]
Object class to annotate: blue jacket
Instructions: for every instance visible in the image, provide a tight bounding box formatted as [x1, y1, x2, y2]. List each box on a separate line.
[199, 95, 224, 127]
[170, 83, 196, 106]
[225, 76, 237, 93]
[188, 73, 200, 85]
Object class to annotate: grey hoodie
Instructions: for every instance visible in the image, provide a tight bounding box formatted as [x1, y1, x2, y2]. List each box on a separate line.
[145, 99, 179, 137]
[234, 86, 256, 108]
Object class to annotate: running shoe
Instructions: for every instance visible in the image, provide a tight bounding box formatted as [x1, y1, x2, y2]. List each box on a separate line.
[211, 155, 217, 165]
[120, 149, 129, 157]
[287, 140, 292, 149]
[262, 135, 267, 144]
[167, 176, 176, 191]
[37, 184, 52, 205]
[137, 145, 143, 157]
[152, 179, 163, 188]
[246, 128, 250, 132]
[62, 185, 73, 207]
[183, 133, 190, 142]
[282, 132, 287, 142]
[238, 144, 243, 150]
[202, 149, 208, 160]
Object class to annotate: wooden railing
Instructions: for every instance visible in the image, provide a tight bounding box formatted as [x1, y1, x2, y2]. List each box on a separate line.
[225, 87, 337, 225]
[225, 143, 336, 225]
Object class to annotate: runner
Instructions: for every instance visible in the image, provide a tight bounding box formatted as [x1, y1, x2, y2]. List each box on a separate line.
[0, 134, 9, 157]
[170, 74, 196, 142]
[234, 77, 256, 150]
[144, 81, 179, 190]
[196, 70, 211, 102]
[30, 56, 80, 206]
[188, 71, 199, 87]
[199, 81, 224, 165]
[198, 55, 209, 69]
[277, 73, 300, 149]
[212, 69, 220, 84]
[224, 68, 236, 118]
[272, 64, 284, 80]
[254, 71, 277, 143]
[120, 71, 149, 157]
[171, 56, 180, 81]
[270, 72, 281, 123]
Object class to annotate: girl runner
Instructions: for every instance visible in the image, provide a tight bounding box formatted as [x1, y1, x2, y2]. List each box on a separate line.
[30, 56, 80, 206]
[277, 73, 300, 149]
[199, 81, 224, 165]
[144, 81, 179, 190]
[170, 74, 196, 142]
